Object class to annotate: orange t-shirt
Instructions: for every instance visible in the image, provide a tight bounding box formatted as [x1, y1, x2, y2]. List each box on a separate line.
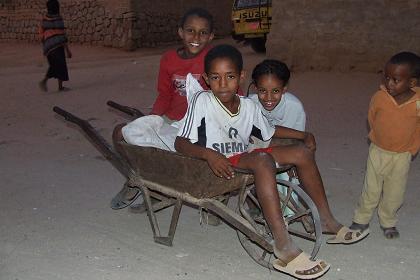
[368, 86, 420, 155]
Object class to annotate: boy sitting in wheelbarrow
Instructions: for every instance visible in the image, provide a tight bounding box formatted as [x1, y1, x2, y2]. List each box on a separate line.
[175, 44, 368, 279]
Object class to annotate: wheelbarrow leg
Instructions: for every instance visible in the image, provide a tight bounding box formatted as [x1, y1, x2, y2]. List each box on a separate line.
[141, 186, 182, 247]
[130, 191, 176, 213]
[156, 199, 182, 246]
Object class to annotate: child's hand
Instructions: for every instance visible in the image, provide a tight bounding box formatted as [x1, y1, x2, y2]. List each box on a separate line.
[303, 132, 316, 152]
[205, 149, 235, 179]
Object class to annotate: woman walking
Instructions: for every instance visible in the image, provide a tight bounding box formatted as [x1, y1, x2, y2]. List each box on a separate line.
[39, 0, 72, 92]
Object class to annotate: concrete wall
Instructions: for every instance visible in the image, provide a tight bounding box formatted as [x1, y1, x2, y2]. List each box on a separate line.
[0, 0, 234, 50]
[266, 0, 420, 72]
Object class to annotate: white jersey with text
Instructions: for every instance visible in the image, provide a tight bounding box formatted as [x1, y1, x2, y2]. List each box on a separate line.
[178, 90, 275, 158]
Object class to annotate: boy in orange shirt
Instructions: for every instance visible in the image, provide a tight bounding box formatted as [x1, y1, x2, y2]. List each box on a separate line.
[351, 52, 420, 239]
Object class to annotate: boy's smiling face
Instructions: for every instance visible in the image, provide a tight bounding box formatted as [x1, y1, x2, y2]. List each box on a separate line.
[384, 63, 417, 99]
[178, 15, 214, 58]
[203, 57, 244, 105]
[256, 74, 287, 111]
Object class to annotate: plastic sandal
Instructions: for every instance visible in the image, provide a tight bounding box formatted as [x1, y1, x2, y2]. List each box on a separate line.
[110, 184, 141, 210]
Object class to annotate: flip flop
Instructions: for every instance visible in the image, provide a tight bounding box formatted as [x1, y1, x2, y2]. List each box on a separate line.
[273, 252, 330, 279]
[110, 184, 141, 210]
[382, 227, 399, 239]
[327, 226, 369, 244]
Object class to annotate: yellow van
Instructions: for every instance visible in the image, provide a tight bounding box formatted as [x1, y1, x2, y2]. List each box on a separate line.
[231, 0, 272, 53]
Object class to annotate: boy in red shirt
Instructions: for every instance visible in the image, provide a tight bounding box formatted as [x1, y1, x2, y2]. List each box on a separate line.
[149, 7, 215, 121]
[111, 8, 214, 208]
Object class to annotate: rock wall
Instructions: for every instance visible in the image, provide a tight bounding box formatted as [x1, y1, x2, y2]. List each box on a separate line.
[0, 0, 233, 50]
[0, 0, 135, 49]
[0, 0, 44, 42]
[267, 0, 420, 72]
[131, 0, 233, 48]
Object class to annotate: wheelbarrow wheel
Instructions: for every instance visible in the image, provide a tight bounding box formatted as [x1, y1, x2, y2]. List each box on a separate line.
[236, 179, 323, 268]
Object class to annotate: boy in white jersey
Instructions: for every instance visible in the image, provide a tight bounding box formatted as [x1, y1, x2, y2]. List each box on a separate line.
[176, 44, 369, 279]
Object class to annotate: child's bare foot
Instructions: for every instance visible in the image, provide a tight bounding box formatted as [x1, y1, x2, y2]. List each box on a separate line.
[39, 80, 47, 92]
[59, 86, 70, 92]
[382, 226, 399, 239]
[350, 222, 369, 232]
[273, 243, 302, 264]
[321, 219, 343, 234]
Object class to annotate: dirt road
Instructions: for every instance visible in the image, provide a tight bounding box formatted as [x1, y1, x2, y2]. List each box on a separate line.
[1, 39, 419, 280]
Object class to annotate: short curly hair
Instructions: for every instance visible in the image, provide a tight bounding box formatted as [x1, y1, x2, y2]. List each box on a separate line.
[180, 8, 214, 32]
[204, 44, 243, 74]
[388, 51, 420, 78]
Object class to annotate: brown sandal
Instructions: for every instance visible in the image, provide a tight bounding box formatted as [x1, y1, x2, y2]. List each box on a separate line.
[273, 252, 330, 279]
[327, 226, 369, 244]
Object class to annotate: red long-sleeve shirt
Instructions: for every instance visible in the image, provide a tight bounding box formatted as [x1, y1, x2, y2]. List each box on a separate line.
[150, 48, 210, 121]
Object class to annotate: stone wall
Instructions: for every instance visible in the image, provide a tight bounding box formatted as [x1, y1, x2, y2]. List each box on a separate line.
[0, 0, 234, 50]
[131, 0, 233, 48]
[267, 0, 420, 72]
[0, 0, 134, 49]
[0, 0, 44, 42]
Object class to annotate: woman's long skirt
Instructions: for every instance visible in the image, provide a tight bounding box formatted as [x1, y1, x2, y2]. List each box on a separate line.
[46, 46, 69, 81]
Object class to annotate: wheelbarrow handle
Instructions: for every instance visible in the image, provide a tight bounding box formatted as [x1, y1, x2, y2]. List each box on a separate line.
[52, 105, 134, 178]
[106, 100, 145, 118]
[53, 106, 87, 126]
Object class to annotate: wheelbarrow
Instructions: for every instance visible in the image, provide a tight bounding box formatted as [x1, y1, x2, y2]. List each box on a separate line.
[52, 101, 323, 270]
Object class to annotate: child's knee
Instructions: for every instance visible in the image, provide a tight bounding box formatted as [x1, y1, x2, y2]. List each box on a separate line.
[253, 152, 276, 170]
[295, 146, 314, 163]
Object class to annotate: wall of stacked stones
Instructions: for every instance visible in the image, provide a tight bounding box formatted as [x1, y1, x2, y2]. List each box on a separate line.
[0, 0, 233, 50]
[0, 0, 134, 48]
[131, 0, 233, 48]
[267, 0, 420, 72]
[0, 0, 44, 42]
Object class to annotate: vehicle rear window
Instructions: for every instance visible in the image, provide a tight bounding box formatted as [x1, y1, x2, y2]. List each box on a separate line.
[234, 0, 271, 9]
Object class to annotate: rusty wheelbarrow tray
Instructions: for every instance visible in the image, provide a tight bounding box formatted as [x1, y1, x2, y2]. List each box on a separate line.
[53, 102, 323, 270]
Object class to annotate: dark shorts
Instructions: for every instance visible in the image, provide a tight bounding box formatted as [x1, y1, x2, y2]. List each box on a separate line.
[227, 147, 273, 166]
